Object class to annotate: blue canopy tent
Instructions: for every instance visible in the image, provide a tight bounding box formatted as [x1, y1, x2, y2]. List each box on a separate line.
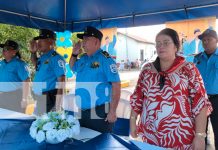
[0, 0, 218, 32]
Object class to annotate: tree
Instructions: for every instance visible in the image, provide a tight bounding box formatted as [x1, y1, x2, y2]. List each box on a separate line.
[0, 23, 38, 62]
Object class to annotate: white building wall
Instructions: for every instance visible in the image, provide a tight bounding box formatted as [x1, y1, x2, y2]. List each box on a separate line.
[115, 33, 155, 63]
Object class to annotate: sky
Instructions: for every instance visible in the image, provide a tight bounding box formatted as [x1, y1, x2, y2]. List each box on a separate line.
[117, 24, 165, 43]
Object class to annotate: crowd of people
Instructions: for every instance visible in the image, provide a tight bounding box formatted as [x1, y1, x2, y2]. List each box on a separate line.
[0, 26, 217, 149]
[118, 58, 141, 71]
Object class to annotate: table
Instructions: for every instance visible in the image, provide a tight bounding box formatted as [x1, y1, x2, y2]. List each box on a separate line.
[0, 108, 161, 150]
[0, 108, 35, 119]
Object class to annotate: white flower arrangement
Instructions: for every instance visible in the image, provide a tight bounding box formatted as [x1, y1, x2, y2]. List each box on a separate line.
[30, 111, 80, 144]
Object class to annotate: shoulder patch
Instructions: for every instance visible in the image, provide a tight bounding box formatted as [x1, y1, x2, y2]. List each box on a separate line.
[110, 64, 118, 73]
[101, 51, 111, 58]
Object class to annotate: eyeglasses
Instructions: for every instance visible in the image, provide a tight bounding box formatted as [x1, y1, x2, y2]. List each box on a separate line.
[155, 41, 173, 48]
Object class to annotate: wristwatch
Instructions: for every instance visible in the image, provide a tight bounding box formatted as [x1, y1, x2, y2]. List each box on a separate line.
[72, 54, 78, 57]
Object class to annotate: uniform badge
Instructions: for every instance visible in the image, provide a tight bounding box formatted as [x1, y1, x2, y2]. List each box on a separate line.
[91, 61, 100, 68]
[110, 64, 118, 73]
[44, 60, 49, 64]
[58, 60, 65, 68]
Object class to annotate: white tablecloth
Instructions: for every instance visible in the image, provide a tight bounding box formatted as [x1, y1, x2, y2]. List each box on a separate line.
[0, 108, 101, 141]
[0, 108, 35, 119]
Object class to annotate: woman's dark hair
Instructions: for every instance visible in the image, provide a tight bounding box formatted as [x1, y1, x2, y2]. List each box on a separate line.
[156, 28, 180, 50]
[15, 51, 21, 59]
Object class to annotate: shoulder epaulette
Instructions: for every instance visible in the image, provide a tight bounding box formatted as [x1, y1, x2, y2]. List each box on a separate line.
[101, 51, 111, 58]
[51, 51, 57, 56]
[195, 52, 203, 58]
[78, 53, 87, 58]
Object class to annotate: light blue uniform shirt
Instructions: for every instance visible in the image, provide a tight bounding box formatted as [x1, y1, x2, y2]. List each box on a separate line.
[73, 49, 120, 109]
[33, 50, 65, 95]
[0, 57, 30, 92]
[183, 40, 204, 62]
[194, 48, 218, 94]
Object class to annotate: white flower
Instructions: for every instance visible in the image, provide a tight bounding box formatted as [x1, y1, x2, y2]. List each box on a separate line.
[30, 127, 37, 139]
[71, 124, 80, 135]
[31, 120, 39, 127]
[30, 111, 80, 144]
[61, 113, 66, 119]
[64, 128, 71, 137]
[74, 119, 80, 125]
[56, 129, 68, 142]
[42, 122, 55, 131]
[46, 129, 57, 141]
[67, 115, 76, 123]
[36, 130, 45, 143]
[41, 114, 49, 120]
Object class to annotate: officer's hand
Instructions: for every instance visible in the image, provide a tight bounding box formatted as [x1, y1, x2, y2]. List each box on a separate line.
[72, 41, 82, 55]
[105, 111, 117, 123]
[30, 40, 38, 53]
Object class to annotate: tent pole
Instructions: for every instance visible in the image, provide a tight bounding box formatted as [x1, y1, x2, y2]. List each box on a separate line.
[64, 0, 67, 30]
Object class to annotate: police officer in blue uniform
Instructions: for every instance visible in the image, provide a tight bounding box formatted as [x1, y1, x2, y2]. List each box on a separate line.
[194, 29, 218, 148]
[69, 26, 121, 133]
[0, 40, 30, 112]
[30, 29, 65, 115]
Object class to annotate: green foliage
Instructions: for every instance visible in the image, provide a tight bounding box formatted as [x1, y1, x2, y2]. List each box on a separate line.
[0, 23, 38, 62]
[71, 32, 82, 45]
[0, 23, 38, 79]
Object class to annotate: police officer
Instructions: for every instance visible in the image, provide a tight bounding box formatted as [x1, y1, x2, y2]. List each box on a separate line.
[30, 29, 65, 115]
[69, 26, 121, 133]
[194, 29, 218, 149]
[0, 40, 30, 112]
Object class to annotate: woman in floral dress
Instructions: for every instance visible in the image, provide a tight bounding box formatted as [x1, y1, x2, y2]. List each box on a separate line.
[130, 28, 212, 149]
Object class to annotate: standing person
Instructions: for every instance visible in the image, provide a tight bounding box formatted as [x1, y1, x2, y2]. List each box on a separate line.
[0, 40, 30, 112]
[194, 28, 218, 149]
[130, 28, 212, 149]
[30, 29, 65, 115]
[119, 60, 125, 71]
[183, 29, 204, 62]
[69, 26, 121, 133]
[126, 59, 131, 70]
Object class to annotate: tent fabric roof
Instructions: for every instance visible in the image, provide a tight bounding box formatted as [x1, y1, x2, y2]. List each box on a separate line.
[0, 0, 218, 32]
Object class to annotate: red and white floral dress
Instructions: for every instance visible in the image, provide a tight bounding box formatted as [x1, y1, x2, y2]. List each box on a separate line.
[130, 57, 212, 149]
